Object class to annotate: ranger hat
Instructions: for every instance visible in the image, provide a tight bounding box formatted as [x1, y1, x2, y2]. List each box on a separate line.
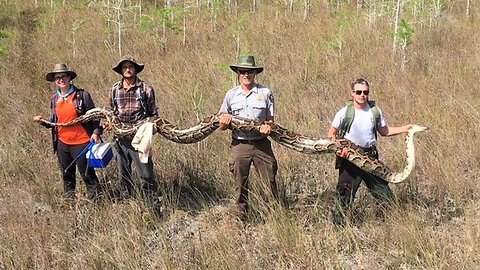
[112, 56, 145, 75]
[45, 63, 77, 82]
[229, 55, 264, 74]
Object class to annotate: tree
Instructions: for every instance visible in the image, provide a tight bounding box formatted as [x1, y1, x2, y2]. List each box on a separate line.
[89, 0, 141, 56]
[396, 19, 414, 71]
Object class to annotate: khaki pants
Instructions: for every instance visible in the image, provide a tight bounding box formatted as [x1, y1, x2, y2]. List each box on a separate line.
[228, 138, 278, 221]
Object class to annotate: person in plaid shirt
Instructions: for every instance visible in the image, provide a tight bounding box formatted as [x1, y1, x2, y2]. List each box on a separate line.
[108, 56, 161, 217]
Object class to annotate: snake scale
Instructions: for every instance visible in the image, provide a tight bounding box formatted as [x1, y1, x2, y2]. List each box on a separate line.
[39, 108, 427, 183]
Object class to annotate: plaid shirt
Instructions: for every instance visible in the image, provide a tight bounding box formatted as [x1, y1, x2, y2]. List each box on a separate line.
[109, 78, 158, 123]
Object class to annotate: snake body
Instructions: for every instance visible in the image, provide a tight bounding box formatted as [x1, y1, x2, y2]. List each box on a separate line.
[39, 108, 427, 183]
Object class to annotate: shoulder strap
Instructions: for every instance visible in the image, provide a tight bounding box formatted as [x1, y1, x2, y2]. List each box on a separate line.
[112, 82, 120, 115]
[368, 100, 380, 132]
[75, 88, 86, 115]
[367, 100, 380, 139]
[50, 93, 59, 122]
[139, 83, 148, 116]
[111, 82, 148, 116]
[338, 100, 354, 138]
[51, 93, 58, 109]
[338, 100, 380, 138]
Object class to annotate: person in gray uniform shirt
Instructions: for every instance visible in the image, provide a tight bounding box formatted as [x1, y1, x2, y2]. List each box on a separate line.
[218, 55, 279, 222]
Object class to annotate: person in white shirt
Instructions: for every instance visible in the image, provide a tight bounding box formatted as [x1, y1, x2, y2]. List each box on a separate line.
[328, 78, 411, 225]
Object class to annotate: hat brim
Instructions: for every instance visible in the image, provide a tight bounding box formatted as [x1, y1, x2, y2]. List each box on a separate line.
[45, 71, 77, 82]
[230, 65, 263, 74]
[113, 60, 144, 75]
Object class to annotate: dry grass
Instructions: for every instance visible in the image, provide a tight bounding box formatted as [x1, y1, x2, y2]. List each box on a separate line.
[0, 0, 479, 269]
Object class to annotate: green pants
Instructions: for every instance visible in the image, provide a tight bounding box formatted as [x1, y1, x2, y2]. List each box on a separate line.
[335, 155, 394, 211]
[115, 138, 158, 203]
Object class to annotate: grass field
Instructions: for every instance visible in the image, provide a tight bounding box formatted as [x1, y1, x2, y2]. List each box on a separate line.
[0, 1, 479, 269]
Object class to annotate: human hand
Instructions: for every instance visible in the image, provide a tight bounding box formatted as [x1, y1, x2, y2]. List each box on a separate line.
[336, 147, 350, 158]
[33, 115, 43, 123]
[91, 134, 101, 143]
[219, 114, 233, 130]
[259, 123, 272, 136]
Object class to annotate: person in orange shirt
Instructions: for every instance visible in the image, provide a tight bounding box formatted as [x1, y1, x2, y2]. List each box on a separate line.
[34, 64, 102, 203]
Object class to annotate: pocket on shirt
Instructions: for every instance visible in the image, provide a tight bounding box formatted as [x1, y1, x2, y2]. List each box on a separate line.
[252, 103, 267, 117]
[230, 103, 243, 115]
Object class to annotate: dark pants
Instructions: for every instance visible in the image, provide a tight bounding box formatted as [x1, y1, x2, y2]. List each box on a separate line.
[228, 138, 278, 221]
[335, 150, 394, 218]
[115, 138, 159, 205]
[57, 141, 101, 201]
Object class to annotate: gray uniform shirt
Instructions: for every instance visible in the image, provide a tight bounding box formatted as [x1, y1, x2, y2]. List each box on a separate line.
[219, 84, 274, 140]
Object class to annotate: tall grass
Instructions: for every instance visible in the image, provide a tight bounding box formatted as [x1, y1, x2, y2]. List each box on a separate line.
[0, 0, 479, 269]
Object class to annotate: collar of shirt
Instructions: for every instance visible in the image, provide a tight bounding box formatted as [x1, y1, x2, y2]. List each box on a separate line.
[56, 85, 75, 101]
[121, 77, 141, 92]
[233, 84, 258, 97]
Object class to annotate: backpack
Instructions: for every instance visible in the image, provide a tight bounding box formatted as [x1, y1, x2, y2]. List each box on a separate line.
[337, 100, 380, 139]
[111, 82, 148, 116]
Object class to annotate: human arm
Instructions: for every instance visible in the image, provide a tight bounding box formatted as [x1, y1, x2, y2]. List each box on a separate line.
[327, 126, 338, 140]
[219, 114, 233, 130]
[218, 91, 232, 131]
[259, 91, 275, 136]
[259, 116, 274, 136]
[329, 107, 350, 158]
[377, 124, 412, 137]
[33, 115, 52, 128]
[101, 86, 116, 131]
[328, 125, 349, 158]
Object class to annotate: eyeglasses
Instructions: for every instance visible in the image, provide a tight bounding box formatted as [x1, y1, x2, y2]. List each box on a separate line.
[353, 90, 369, 95]
[54, 75, 69, 81]
[238, 69, 255, 75]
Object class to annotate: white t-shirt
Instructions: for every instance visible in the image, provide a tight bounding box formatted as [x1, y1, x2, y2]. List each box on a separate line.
[331, 104, 387, 148]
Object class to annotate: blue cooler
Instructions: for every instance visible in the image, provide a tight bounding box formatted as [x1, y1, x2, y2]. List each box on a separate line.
[86, 143, 113, 168]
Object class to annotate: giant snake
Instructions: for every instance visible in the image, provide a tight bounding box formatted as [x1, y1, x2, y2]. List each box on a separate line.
[38, 108, 427, 183]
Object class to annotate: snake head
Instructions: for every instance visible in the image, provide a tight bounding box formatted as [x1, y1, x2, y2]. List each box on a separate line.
[410, 124, 428, 133]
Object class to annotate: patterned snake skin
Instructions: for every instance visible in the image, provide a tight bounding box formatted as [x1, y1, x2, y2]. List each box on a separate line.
[39, 108, 427, 183]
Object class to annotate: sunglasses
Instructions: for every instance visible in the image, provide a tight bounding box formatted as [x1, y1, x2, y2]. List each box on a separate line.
[353, 90, 369, 95]
[54, 75, 69, 81]
[237, 69, 255, 75]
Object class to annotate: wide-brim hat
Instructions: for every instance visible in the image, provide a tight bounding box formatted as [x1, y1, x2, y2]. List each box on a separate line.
[112, 56, 145, 75]
[45, 63, 77, 82]
[229, 55, 264, 74]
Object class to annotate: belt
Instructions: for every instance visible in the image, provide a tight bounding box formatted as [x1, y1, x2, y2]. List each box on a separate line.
[114, 134, 134, 141]
[359, 146, 377, 156]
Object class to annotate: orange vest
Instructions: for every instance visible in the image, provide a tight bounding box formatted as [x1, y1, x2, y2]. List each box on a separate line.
[55, 94, 90, 145]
